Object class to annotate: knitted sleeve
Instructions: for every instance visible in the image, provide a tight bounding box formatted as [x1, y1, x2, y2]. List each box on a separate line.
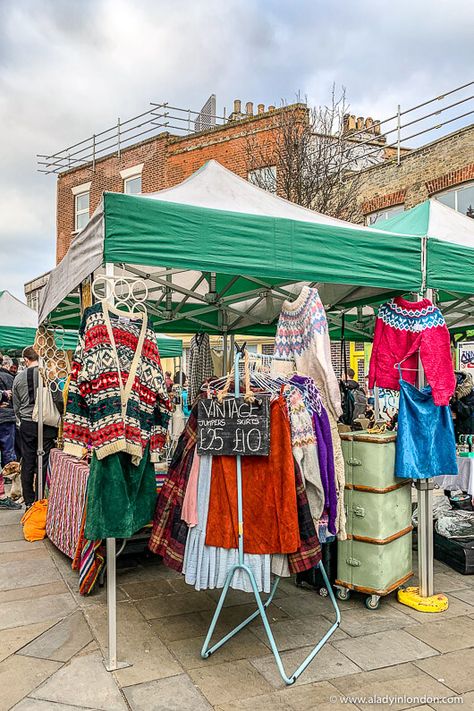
[63, 333, 91, 458]
[368, 315, 383, 390]
[420, 314, 456, 406]
[149, 343, 172, 462]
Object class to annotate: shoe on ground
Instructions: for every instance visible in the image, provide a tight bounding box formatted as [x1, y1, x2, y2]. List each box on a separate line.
[0, 497, 22, 510]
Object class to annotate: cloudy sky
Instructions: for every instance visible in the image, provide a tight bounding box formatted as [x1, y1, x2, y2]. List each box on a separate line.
[0, 0, 472, 300]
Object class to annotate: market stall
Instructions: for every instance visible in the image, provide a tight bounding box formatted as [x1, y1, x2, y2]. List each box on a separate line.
[38, 160, 441, 681]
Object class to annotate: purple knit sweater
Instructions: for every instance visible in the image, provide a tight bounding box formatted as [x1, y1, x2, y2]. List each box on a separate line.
[291, 375, 337, 535]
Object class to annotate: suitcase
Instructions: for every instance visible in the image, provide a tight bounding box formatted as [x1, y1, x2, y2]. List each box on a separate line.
[296, 540, 337, 595]
[336, 431, 413, 608]
[434, 531, 474, 575]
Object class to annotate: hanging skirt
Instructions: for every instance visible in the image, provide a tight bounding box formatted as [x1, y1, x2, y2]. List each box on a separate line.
[395, 379, 457, 480]
[85, 446, 157, 539]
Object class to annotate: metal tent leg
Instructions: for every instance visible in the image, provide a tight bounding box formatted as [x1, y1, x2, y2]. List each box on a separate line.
[104, 537, 131, 672]
[415, 480, 434, 597]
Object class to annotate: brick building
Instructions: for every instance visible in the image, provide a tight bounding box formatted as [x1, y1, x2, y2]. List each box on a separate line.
[354, 124, 474, 225]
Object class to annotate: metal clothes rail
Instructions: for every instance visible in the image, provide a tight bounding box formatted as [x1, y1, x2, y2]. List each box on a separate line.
[200, 345, 341, 685]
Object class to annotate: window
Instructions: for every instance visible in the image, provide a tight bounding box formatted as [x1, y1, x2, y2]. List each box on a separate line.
[74, 191, 90, 231]
[120, 163, 144, 195]
[436, 182, 474, 218]
[248, 166, 277, 193]
[124, 175, 142, 195]
[366, 204, 404, 225]
[71, 181, 91, 233]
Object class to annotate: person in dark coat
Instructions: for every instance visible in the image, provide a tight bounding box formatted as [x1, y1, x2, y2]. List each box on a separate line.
[0, 354, 17, 467]
[452, 370, 474, 438]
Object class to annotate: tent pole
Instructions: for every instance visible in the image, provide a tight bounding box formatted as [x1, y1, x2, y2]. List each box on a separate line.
[223, 332, 228, 374]
[416, 286, 435, 598]
[102, 263, 130, 672]
[36, 356, 44, 500]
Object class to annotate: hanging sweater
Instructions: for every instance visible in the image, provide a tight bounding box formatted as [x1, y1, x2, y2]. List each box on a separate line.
[368, 297, 455, 407]
[63, 302, 171, 464]
[188, 333, 213, 404]
[274, 288, 346, 540]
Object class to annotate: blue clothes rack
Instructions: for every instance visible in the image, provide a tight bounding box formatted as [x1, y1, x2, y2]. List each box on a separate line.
[200, 346, 341, 685]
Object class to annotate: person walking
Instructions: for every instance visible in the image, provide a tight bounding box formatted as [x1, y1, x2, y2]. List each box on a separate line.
[12, 347, 63, 509]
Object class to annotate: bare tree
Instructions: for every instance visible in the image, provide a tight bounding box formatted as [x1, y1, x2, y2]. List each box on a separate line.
[246, 88, 381, 221]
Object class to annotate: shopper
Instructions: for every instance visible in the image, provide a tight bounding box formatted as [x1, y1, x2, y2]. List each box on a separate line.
[339, 368, 367, 426]
[0, 354, 17, 467]
[9, 359, 19, 377]
[165, 371, 173, 393]
[0, 386, 21, 510]
[12, 347, 63, 509]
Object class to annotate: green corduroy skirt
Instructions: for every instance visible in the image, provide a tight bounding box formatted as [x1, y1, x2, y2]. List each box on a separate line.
[84, 446, 157, 540]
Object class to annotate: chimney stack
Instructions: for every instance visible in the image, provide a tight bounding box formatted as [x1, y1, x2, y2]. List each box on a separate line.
[268, 105, 275, 112]
[258, 103, 265, 114]
[234, 99, 241, 114]
[356, 116, 364, 131]
[246, 101, 254, 116]
[373, 120, 381, 136]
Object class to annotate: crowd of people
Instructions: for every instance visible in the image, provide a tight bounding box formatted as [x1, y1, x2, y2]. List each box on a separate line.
[0, 347, 63, 512]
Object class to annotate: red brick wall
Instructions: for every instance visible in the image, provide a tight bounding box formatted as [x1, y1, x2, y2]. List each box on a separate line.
[56, 106, 306, 263]
[362, 189, 407, 215]
[425, 162, 474, 195]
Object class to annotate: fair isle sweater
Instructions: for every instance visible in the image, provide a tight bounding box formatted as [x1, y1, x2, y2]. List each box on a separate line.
[63, 302, 171, 464]
[369, 297, 455, 407]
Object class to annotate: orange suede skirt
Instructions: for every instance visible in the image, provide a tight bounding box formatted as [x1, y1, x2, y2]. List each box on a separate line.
[205, 397, 300, 554]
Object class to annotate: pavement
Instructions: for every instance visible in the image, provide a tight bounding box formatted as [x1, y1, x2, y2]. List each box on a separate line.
[0, 508, 473, 711]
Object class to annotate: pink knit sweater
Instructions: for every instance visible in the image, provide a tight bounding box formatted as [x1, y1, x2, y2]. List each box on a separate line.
[368, 297, 455, 406]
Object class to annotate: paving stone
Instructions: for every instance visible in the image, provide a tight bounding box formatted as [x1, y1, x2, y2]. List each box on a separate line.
[415, 649, 474, 694]
[0, 621, 56, 662]
[0, 653, 61, 711]
[0, 524, 26, 542]
[431, 691, 474, 710]
[338, 604, 419, 637]
[168, 628, 270, 669]
[123, 674, 212, 710]
[215, 692, 293, 710]
[449, 587, 474, 606]
[188, 658, 274, 705]
[251, 642, 360, 688]
[0, 548, 49, 564]
[31, 651, 127, 710]
[150, 611, 210, 643]
[135, 591, 215, 619]
[85, 601, 182, 687]
[0, 540, 45, 553]
[405, 614, 474, 653]
[251, 614, 347, 651]
[279, 680, 365, 711]
[0, 510, 24, 526]
[0, 593, 77, 631]
[69, 584, 127, 608]
[331, 662, 454, 711]
[275, 590, 356, 619]
[0, 581, 68, 604]
[333, 629, 437, 671]
[119, 579, 175, 599]
[0, 556, 61, 591]
[19, 610, 92, 662]
[389, 594, 474, 621]
[12, 700, 96, 711]
[206, 586, 286, 608]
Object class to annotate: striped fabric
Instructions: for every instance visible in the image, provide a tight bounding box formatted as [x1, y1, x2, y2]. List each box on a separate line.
[46, 449, 90, 559]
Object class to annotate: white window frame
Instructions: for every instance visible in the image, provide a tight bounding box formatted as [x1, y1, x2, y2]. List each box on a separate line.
[366, 204, 404, 225]
[123, 174, 142, 195]
[120, 163, 144, 195]
[435, 181, 474, 214]
[71, 182, 91, 233]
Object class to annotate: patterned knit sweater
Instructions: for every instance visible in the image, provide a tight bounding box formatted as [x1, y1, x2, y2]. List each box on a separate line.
[369, 297, 455, 407]
[63, 302, 171, 464]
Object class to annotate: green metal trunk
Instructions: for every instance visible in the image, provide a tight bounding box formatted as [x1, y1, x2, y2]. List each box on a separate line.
[336, 431, 413, 596]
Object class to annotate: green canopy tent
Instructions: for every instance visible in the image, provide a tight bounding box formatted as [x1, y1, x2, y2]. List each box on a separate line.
[379, 199, 474, 332]
[38, 160, 422, 337]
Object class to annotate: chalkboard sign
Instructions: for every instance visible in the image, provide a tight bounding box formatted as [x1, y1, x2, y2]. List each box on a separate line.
[197, 396, 270, 456]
